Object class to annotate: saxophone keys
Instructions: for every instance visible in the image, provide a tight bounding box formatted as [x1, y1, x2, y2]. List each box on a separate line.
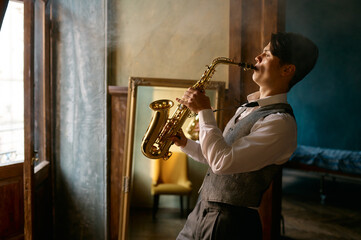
[162, 152, 172, 160]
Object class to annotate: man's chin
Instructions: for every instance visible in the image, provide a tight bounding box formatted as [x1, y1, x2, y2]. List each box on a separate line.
[251, 73, 257, 82]
[251, 75, 262, 87]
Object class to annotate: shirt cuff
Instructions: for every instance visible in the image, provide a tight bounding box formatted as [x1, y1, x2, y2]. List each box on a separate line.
[198, 109, 217, 126]
[181, 139, 199, 156]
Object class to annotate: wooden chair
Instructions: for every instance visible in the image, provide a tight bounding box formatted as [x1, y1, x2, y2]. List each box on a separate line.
[151, 152, 192, 219]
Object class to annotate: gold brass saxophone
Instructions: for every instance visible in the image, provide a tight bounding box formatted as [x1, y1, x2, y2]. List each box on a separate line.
[141, 57, 256, 160]
[186, 115, 200, 141]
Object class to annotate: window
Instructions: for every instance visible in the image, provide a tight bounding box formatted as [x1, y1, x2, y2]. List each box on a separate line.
[0, 1, 24, 166]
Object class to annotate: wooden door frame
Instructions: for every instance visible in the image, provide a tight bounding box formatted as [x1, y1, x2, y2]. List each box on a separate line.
[229, 0, 285, 105]
[24, 0, 35, 238]
[24, 0, 53, 239]
[0, 1, 52, 239]
[229, 1, 286, 240]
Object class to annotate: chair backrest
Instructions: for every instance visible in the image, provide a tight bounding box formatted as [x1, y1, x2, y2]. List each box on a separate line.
[152, 152, 189, 185]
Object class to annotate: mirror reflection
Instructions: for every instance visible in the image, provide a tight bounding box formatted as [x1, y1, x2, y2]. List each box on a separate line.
[123, 77, 225, 239]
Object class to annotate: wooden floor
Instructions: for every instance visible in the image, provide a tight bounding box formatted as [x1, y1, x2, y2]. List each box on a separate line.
[130, 169, 361, 240]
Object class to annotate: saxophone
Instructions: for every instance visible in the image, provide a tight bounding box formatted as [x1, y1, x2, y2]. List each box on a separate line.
[141, 57, 256, 160]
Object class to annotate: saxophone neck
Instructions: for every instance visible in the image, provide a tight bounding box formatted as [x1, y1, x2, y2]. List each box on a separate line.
[214, 57, 256, 70]
[196, 57, 255, 89]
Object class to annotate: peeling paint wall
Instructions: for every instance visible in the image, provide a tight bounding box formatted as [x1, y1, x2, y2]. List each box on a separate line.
[51, 0, 107, 239]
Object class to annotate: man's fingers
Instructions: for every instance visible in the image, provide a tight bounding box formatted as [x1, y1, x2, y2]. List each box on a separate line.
[176, 97, 186, 105]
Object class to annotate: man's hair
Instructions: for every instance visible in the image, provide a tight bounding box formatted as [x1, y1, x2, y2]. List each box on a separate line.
[270, 32, 319, 89]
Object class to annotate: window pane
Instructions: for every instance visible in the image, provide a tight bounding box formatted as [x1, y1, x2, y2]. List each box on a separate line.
[0, 1, 24, 166]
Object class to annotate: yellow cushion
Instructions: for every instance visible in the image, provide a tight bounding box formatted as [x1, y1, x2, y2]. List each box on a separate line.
[151, 183, 192, 195]
[151, 152, 193, 196]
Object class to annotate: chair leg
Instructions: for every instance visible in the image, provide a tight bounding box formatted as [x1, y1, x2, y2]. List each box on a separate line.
[180, 195, 184, 217]
[153, 194, 159, 220]
[186, 194, 190, 216]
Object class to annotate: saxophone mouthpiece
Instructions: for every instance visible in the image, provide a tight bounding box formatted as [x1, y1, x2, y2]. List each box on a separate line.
[239, 62, 257, 70]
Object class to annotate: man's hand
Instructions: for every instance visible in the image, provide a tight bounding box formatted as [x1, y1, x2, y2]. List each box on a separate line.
[176, 88, 211, 113]
[169, 130, 188, 148]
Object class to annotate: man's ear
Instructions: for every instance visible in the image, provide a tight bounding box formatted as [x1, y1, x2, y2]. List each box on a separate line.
[281, 64, 296, 77]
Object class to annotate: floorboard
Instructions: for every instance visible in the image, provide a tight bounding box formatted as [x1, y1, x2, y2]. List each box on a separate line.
[130, 169, 361, 239]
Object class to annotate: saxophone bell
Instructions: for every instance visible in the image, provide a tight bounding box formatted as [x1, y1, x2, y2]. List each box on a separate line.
[141, 99, 174, 160]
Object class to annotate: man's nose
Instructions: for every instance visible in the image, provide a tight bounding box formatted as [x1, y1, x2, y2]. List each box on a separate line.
[255, 55, 261, 63]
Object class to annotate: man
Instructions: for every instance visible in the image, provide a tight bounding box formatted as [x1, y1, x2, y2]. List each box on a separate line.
[172, 32, 318, 239]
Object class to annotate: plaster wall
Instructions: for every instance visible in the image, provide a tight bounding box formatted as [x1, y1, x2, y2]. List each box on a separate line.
[52, 0, 107, 239]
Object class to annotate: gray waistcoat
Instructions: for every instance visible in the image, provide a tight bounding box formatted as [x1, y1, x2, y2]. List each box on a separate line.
[200, 103, 294, 207]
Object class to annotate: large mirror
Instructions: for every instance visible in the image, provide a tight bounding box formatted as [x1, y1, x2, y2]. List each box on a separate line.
[120, 77, 225, 239]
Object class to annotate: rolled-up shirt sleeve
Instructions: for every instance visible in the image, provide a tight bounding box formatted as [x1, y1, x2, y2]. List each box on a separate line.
[196, 109, 297, 175]
[180, 139, 207, 164]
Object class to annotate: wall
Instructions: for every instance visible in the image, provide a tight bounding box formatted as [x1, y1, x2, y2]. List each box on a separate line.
[109, 0, 230, 86]
[286, 0, 361, 151]
[52, 0, 108, 239]
[109, 0, 230, 209]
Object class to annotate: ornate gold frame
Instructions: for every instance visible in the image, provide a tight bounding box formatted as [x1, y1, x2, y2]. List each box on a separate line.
[119, 76, 225, 239]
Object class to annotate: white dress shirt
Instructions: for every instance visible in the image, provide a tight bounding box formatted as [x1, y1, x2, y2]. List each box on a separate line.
[181, 91, 297, 175]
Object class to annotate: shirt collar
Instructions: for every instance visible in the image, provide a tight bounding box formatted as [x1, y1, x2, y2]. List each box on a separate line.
[247, 91, 288, 107]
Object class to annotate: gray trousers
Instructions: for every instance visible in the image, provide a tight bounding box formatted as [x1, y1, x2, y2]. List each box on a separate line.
[177, 200, 262, 240]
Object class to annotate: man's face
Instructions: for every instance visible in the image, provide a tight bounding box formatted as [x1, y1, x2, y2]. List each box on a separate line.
[252, 43, 282, 87]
